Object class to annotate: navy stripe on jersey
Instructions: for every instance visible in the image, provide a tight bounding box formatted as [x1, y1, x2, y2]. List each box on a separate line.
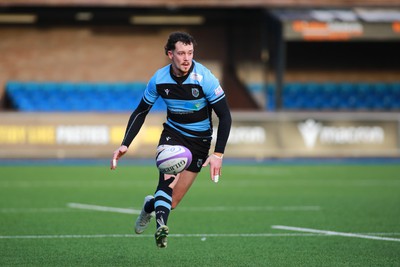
[157, 83, 205, 100]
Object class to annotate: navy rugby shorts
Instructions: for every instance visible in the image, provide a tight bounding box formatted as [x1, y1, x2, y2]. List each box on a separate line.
[157, 124, 211, 173]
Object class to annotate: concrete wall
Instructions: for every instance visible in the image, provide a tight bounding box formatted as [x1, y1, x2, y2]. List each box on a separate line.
[1, 112, 399, 159]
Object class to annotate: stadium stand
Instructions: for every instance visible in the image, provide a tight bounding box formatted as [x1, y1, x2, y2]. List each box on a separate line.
[5, 81, 166, 112]
[6, 81, 399, 112]
[249, 82, 400, 111]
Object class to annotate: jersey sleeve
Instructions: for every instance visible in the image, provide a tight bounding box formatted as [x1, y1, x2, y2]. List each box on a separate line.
[202, 70, 225, 105]
[143, 74, 159, 105]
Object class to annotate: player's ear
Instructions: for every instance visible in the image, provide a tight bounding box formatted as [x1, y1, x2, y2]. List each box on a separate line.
[167, 50, 174, 59]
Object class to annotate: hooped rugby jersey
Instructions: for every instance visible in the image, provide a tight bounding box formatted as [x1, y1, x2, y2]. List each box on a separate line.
[143, 60, 226, 138]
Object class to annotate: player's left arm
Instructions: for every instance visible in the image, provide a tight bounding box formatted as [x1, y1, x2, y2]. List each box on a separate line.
[212, 97, 232, 155]
[202, 97, 232, 182]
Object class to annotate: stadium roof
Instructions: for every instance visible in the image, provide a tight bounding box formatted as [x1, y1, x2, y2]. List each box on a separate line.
[0, 0, 399, 7]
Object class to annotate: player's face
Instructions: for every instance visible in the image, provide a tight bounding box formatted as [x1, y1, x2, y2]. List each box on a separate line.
[168, 41, 194, 77]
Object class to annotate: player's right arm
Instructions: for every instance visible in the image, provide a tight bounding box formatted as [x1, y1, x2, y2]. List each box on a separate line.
[111, 99, 152, 170]
[111, 74, 160, 170]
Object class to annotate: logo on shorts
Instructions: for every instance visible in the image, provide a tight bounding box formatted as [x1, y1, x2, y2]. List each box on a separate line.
[165, 89, 170, 95]
[197, 159, 203, 168]
[192, 88, 199, 98]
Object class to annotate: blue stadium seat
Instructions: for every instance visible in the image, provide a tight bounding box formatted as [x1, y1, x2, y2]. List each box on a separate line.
[6, 81, 400, 112]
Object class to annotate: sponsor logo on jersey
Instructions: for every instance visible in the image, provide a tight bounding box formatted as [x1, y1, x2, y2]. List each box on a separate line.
[190, 72, 203, 82]
[214, 86, 223, 96]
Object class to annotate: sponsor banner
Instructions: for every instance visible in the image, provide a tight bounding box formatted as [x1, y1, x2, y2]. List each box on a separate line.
[0, 113, 399, 158]
[274, 8, 400, 41]
[217, 115, 399, 157]
[0, 113, 164, 158]
[290, 21, 364, 41]
[282, 119, 398, 156]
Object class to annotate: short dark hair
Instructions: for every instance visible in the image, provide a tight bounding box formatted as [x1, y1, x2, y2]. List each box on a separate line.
[164, 32, 196, 55]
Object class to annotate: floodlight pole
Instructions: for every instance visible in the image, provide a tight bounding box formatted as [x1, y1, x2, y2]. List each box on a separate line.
[265, 10, 285, 111]
[275, 22, 285, 111]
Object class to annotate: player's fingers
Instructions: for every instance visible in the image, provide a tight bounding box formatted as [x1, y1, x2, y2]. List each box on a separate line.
[110, 159, 114, 170]
[110, 154, 118, 170]
[110, 158, 117, 170]
[212, 167, 220, 183]
[209, 167, 215, 180]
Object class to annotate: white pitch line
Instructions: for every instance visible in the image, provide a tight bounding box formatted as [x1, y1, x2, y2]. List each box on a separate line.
[0, 233, 337, 240]
[272, 225, 400, 242]
[1, 232, 399, 240]
[67, 203, 141, 215]
[67, 203, 320, 214]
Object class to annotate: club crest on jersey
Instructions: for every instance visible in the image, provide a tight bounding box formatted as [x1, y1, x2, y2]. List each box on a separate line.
[164, 89, 170, 95]
[192, 88, 199, 98]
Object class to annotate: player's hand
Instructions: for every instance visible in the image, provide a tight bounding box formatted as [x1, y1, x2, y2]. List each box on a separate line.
[111, 145, 128, 170]
[202, 153, 223, 183]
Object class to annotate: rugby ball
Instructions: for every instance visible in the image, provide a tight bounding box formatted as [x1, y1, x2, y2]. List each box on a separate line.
[156, 145, 192, 175]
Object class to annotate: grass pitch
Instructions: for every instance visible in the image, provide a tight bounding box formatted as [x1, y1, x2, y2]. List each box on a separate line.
[0, 161, 399, 266]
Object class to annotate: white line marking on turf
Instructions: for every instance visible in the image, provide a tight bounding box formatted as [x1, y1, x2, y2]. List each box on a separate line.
[0, 204, 320, 214]
[0, 233, 344, 239]
[67, 203, 141, 215]
[67, 203, 320, 214]
[272, 225, 400, 242]
[1, 232, 399, 240]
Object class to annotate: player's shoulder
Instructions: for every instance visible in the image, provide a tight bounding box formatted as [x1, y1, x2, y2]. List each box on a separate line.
[152, 64, 173, 83]
[154, 64, 170, 77]
[190, 60, 217, 83]
[192, 60, 212, 74]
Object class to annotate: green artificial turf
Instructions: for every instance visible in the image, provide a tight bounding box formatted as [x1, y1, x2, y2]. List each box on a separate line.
[0, 163, 399, 266]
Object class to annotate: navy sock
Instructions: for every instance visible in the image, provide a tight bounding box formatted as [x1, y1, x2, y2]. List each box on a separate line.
[144, 198, 155, 213]
[154, 186, 173, 229]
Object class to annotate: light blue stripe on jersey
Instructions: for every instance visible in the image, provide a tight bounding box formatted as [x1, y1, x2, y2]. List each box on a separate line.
[167, 118, 211, 135]
[164, 98, 207, 112]
[155, 200, 171, 210]
[155, 190, 172, 201]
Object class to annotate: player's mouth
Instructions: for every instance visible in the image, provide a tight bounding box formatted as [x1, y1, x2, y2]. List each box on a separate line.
[182, 63, 191, 70]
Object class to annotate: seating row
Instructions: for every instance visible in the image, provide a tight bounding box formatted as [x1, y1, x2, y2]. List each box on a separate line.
[248, 82, 400, 111]
[5, 81, 166, 112]
[5, 81, 400, 112]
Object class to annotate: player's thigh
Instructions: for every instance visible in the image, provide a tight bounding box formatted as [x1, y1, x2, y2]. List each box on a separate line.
[171, 170, 198, 208]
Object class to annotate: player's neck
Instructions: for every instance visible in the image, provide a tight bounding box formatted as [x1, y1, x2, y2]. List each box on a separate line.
[171, 67, 187, 77]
